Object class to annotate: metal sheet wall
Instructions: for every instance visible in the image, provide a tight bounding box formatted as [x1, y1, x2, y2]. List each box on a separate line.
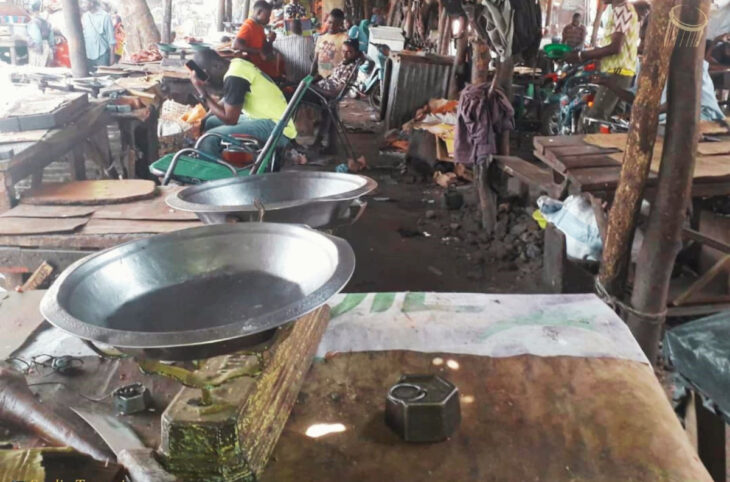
[384, 52, 454, 130]
[274, 35, 316, 83]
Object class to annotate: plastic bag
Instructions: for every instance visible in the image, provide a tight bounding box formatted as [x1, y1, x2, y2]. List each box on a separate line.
[537, 195, 603, 262]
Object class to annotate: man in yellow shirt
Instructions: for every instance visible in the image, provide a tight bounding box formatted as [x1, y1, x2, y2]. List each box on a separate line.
[189, 48, 297, 156]
[565, 0, 639, 126]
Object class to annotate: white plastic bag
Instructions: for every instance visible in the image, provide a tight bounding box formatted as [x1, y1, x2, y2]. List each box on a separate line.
[538, 195, 603, 262]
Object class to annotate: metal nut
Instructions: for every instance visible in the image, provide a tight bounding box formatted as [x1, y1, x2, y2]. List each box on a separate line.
[385, 374, 460, 442]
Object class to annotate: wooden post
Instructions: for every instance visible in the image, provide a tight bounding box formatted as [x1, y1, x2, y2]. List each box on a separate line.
[596, 0, 677, 298]
[387, 0, 399, 26]
[226, 0, 233, 22]
[627, 0, 710, 361]
[448, 33, 468, 99]
[437, 4, 447, 53]
[162, 0, 173, 44]
[61, 0, 88, 78]
[242, 0, 251, 19]
[545, 0, 553, 32]
[590, 0, 603, 46]
[217, 0, 226, 31]
[405, 0, 415, 38]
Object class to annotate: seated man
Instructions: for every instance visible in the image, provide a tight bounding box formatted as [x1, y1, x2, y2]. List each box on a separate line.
[233, 1, 279, 80]
[595, 40, 724, 123]
[308, 38, 363, 151]
[312, 8, 349, 78]
[189, 48, 297, 157]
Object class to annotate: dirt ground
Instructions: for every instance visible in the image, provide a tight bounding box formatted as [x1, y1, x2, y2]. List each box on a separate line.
[322, 99, 548, 295]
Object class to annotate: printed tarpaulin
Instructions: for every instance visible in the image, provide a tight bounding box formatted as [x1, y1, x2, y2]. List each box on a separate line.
[318, 292, 649, 364]
[664, 311, 730, 419]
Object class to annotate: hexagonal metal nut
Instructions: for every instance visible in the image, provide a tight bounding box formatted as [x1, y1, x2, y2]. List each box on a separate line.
[385, 374, 460, 442]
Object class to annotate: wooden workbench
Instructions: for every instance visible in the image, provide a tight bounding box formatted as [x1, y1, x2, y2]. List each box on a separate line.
[0, 186, 201, 286]
[0, 102, 112, 212]
[533, 133, 730, 197]
[10, 292, 711, 481]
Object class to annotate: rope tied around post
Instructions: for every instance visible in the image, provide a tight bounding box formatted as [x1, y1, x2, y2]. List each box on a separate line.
[594, 278, 668, 324]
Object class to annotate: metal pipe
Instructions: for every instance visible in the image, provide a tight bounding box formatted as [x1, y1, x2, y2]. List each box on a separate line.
[627, 0, 710, 361]
[161, 148, 237, 186]
[597, 0, 678, 297]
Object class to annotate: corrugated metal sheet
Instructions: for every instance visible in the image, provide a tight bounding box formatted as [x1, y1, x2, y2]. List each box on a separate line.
[384, 52, 454, 130]
[274, 35, 316, 83]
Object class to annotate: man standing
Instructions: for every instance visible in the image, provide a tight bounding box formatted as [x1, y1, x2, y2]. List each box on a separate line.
[189, 49, 297, 156]
[565, 0, 639, 125]
[26, 1, 54, 67]
[233, 1, 279, 79]
[81, 0, 115, 68]
[562, 12, 586, 50]
[312, 9, 348, 78]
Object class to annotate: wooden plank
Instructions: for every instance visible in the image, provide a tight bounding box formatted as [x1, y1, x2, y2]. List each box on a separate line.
[0, 205, 96, 218]
[697, 140, 730, 156]
[700, 119, 730, 136]
[532, 135, 585, 155]
[161, 306, 330, 480]
[92, 188, 198, 221]
[493, 155, 564, 198]
[20, 180, 157, 206]
[0, 217, 88, 235]
[81, 219, 200, 235]
[263, 353, 711, 481]
[0, 290, 48, 359]
[0, 130, 49, 145]
[557, 154, 621, 171]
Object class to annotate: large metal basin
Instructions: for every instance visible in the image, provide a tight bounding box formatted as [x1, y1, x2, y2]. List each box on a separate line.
[40, 223, 355, 360]
[166, 171, 378, 228]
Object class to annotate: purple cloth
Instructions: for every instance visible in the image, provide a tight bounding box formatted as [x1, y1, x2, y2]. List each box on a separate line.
[455, 83, 515, 165]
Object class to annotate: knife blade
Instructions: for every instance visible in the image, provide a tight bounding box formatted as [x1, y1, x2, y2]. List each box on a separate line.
[71, 407, 178, 482]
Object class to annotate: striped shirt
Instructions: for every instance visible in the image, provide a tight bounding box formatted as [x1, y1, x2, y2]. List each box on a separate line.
[600, 3, 639, 76]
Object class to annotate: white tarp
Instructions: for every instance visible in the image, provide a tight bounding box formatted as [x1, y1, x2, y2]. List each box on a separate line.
[317, 292, 649, 364]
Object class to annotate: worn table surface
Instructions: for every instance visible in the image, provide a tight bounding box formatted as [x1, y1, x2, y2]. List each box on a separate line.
[533, 133, 730, 196]
[0, 185, 200, 250]
[11, 292, 710, 481]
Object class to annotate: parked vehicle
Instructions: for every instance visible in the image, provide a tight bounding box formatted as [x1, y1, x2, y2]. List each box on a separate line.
[539, 61, 601, 136]
[356, 42, 390, 110]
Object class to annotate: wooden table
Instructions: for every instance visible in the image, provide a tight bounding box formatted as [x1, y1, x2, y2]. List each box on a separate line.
[0, 186, 201, 288]
[0, 102, 112, 212]
[10, 292, 712, 481]
[533, 134, 730, 197]
[261, 292, 711, 482]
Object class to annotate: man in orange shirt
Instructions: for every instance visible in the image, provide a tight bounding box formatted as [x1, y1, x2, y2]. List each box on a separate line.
[233, 1, 279, 79]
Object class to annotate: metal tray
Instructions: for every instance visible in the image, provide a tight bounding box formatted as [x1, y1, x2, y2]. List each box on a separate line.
[40, 223, 355, 360]
[165, 171, 378, 228]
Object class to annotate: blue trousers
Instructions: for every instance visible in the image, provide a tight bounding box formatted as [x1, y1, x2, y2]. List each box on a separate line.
[199, 115, 291, 156]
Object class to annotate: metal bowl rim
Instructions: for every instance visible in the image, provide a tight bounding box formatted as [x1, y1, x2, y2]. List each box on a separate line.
[40, 223, 355, 349]
[165, 171, 378, 214]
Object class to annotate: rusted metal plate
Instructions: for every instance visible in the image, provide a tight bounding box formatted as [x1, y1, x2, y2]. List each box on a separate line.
[0, 205, 96, 218]
[264, 352, 711, 481]
[0, 290, 47, 359]
[0, 217, 88, 235]
[92, 187, 197, 221]
[80, 219, 200, 235]
[20, 180, 157, 206]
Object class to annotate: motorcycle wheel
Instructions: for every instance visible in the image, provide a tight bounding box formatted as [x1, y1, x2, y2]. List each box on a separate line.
[539, 103, 561, 136]
[368, 83, 382, 110]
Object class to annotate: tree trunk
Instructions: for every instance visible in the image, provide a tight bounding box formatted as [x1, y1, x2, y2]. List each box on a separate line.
[387, 0, 399, 25]
[61, 0, 88, 77]
[226, 0, 233, 22]
[470, 37, 490, 84]
[242, 0, 251, 20]
[162, 0, 173, 43]
[596, 0, 677, 298]
[405, 0, 415, 38]
[590, 0, 603, 46]
[627, 0, 710, 361]
[545, 0, 553, 31]
[217, 0, 226, 31]
[118, 0, 161, 53]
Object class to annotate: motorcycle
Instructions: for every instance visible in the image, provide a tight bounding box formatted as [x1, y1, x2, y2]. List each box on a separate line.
[356, 42, 390, 110]
[539, 61, 601, 136]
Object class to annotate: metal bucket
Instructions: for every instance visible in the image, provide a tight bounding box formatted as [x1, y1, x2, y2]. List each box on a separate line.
[41, 223, 355, 360]
[166, 171, 378, 228]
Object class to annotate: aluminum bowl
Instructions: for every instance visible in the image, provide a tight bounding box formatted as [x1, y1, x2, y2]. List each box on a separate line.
[165, 171, 378, 228]
[40, 223, 355, 360]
